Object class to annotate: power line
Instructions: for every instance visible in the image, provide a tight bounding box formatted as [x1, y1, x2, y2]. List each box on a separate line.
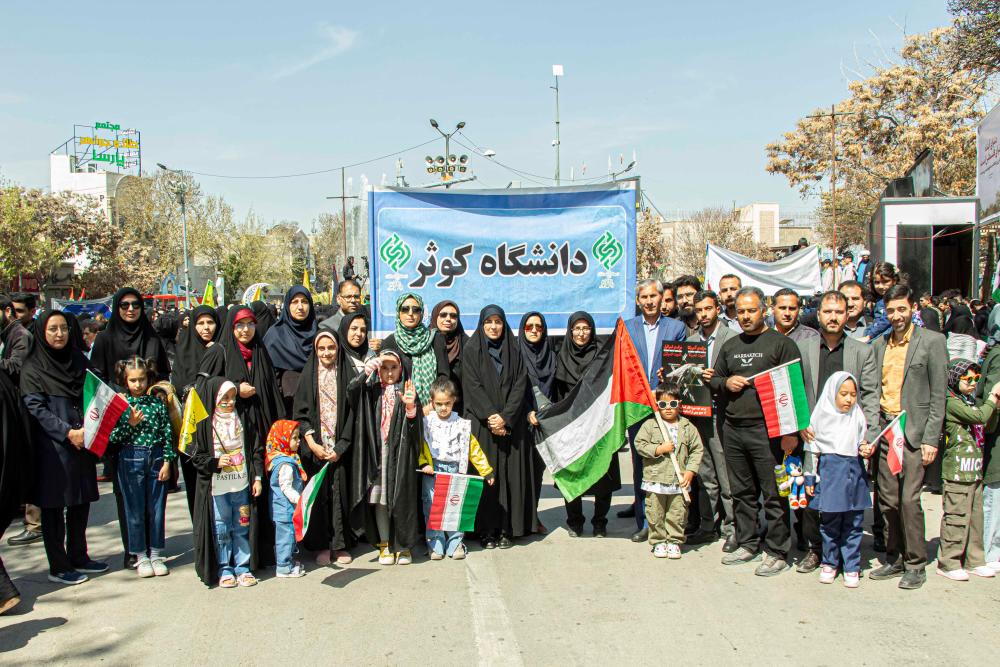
[455, 131, 609, 186]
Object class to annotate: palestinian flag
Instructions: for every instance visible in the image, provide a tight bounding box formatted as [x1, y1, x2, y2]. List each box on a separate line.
[293, 462, 329, 542]
[753, 359, 810, 438]
[427, 472, 483, 532]
[83, 370, 129, 458]
[882, 411, 907, 476]
[178, 387, 209, 455]
[535, 319, 654, 501]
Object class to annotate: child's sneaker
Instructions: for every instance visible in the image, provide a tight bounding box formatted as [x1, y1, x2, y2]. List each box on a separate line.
[818, 565, 836, 584]
[936, 567, 970, 581]
[843, 572, 860, 588]
[150, 558, 169, 577]
[378, 544, 396, 566]
[971, 565, 996, 578]
[396, 550, 412, 565]
[136, 558, 154, 578]
[666, 544, 682, 559]
[986, 561, 1000, 572]
[277, 564, 306, 578]
[450, 543, 467, 560]
[652, 543, 669, 558]
[429, 551, 445, 561]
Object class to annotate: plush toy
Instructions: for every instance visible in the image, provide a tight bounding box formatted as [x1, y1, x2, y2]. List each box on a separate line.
[778, 455, 807, 509]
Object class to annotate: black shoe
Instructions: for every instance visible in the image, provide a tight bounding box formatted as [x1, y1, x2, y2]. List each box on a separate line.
[872, 534, 886, 553]
[481, 537, 497, 549]
[593, 526, 607, 538]
[796, 550, 821, 573]
[617, 507, 636, 519]
[722, 534, 739, 553]
[497, 536, 513, 549]
[73, 559, 109, 574]
[566, 527, 582, 538]
[124, 554, 138, 569]
[7, 529, 43, 546]
[869, 560, 904, 581]
[686, 530, 717, 545]
[898, 569, 926, 590]
[630, 527, 649, 543]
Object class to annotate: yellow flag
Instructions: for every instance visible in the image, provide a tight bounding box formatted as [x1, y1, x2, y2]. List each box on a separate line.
[303, 269, 312, 293]
[178, 388, 208, 454]
[202, 279, 216, 308]
[252, 285, 263, 302]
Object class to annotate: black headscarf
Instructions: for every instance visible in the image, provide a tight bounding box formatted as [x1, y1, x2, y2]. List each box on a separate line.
[337, 311, 370, 364]
[215, 304, 229, 327]
[431, 300, 468, 365]
[463, 305, 526, 415]
[172, 305, 220, 392]
[251, 301, 276, 339]
[517, 311, 557, 402]
[945, 300, 979, 339]
[0, 368, 30, 523]
[89, 287, 169, 381]
[293, 330, 353, 454]
[19, 310, 89, 398]
[555, 311, 599, 398]
[263, 286, 317, 371]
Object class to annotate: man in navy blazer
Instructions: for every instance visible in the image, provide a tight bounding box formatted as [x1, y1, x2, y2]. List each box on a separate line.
[622, 278, 688, 540]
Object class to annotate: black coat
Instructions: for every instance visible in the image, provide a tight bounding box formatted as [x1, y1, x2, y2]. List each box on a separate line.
[0, 370, 30, 525]
[23, 393, 98, 508]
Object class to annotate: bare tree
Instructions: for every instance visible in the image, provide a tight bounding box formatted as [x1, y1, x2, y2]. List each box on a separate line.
[666, 207, 774, 278]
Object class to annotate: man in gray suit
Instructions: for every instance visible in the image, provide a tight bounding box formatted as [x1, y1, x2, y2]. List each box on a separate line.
[796, 291, 881, 572]
[868, 285, 947, 590]
[686, 290, 737, 550]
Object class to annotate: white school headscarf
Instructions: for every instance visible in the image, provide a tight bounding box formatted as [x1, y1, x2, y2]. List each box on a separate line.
[807, 371, 866, 457]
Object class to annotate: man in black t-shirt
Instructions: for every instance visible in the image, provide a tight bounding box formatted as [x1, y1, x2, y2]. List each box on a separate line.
[709, 287, 801, 577]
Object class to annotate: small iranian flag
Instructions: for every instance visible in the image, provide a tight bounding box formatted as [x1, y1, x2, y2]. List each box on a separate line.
[83, 370, 129, 458]
[881, 411, 908, 476]
[427, 472, 484, 532]
[293, 462, 329, 542]
[991, 255, 1000, 302]
[751, 359, 810, 438]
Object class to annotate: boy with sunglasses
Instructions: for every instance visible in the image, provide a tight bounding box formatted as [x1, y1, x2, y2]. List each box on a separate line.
[634, 382, 704, 559]
[937, 360, 1000, 580]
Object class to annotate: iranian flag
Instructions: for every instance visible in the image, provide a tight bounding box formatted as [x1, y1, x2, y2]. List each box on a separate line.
[992, 255, 1000, 302]
[293, 462, 329, 542]
[426, 472, 484, 532]
[752, 359, 810, 438]
[535, 319, 654, 501]
[880, 411, 908, 476]
[83, 370, 129, 458]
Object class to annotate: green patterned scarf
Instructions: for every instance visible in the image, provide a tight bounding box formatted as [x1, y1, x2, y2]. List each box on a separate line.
[394, 292, 436, 404]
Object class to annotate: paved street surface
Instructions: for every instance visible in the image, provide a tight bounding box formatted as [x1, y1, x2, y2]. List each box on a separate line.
[1, 452, 999, 665]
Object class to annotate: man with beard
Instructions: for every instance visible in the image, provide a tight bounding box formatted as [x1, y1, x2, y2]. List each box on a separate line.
[795, 291, 881, 570]
[673, 275, 702, 335]
[839, 281, 869, 340]
[718, 274, 743, 332]
[659, 283, 678, 319]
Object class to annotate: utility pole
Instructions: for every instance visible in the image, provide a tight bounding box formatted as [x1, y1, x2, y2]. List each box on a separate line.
[157, 163, 195, 307]
[552, 65, 563, 185]
[326, 167, 358, 269]
[807, 104, 854, 276]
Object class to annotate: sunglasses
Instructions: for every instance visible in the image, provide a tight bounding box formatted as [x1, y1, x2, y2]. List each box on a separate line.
[657, 400, 680, 409]
[119, 301, 142, 311]
[960, 372, 981, 383]
[438, 312, 458, 320]
[399, 306, 423, 315]
[523, 324, 543, 332]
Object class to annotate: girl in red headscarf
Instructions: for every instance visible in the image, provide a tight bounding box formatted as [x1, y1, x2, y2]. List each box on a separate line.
[266, 419, 306, 577]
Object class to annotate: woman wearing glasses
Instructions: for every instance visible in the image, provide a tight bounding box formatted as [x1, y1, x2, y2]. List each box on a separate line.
[199, 306, 284, 567]
[20, 311, 109, 584]
[553, 312, 620, 538]
[430, 300, 468, 411]
[381, 293, 449, 411]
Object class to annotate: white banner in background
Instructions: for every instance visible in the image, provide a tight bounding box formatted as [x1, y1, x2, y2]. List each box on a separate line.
[705, 244, 821, 295]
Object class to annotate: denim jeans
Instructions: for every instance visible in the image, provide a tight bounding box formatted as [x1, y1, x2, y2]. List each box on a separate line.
[422, 460, 464, 556]
[274, 521, 297, 573]
[116, 444, 167, 555]
[212, 488, 251, 578]
[983, 482, 1000, 564]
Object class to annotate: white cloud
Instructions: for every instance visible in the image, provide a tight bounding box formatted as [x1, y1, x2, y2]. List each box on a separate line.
[270, 23, 358, 80]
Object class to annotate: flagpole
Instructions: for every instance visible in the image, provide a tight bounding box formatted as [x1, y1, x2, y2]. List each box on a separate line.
[416, 469, 482, 480]
[871, 410, 906, 443]
[744, 358, 801, 382]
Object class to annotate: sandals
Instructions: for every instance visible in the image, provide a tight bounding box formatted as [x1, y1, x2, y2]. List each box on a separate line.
[237, 573, 258, 587]
[219, 575, 237, 589]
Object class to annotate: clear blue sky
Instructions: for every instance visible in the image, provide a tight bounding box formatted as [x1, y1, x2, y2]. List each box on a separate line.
[0, 1, 952, 227]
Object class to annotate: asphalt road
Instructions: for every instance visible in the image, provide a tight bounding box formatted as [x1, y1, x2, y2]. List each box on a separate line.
[1, 452, 999, 665]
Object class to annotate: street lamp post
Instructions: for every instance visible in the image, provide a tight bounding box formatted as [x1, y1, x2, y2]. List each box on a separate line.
[611, 160, 636, 182]
[552, 65, 563, 185]
[429, 119, 465, 188]
[157, 163, 193, 307]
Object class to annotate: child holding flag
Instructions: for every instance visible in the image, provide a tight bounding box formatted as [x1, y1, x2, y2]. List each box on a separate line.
[419, 378, 494, 560]
[803, 372, 871, 588]
[108, 357, 175, 578]
[634, 382, 703, 559]
[936, 360, 1000, 581]
[265, 419, 307, 578]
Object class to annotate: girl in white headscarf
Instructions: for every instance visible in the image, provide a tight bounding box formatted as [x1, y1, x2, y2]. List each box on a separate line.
[806, 371, 871, 588]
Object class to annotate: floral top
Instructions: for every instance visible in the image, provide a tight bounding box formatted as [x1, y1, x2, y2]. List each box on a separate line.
[318, 364, 338, 449]
[109, 394, 176, 460]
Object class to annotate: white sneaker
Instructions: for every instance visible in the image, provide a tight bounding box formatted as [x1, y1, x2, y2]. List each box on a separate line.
[378, 546, 395, 566]
[936, 567, 970, 581]
[971, 565, 996, 578]
[986, 561, 1000, 572]
[276, 564, 306, 578]
[150, 558, 169, 577]
[843, 572, 860, 588]
[652, 543, 669, 558]
[396, 550, 412, 565]
[666, 544, 682, 559]
[818, 565, 836, 584]
[136, 558, 154, 578]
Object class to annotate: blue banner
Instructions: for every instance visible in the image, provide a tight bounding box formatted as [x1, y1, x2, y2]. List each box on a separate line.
[368, 182, 637, 335]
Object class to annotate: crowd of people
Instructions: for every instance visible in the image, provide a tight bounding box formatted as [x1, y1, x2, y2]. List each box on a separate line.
[1, 261, 999, 613]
